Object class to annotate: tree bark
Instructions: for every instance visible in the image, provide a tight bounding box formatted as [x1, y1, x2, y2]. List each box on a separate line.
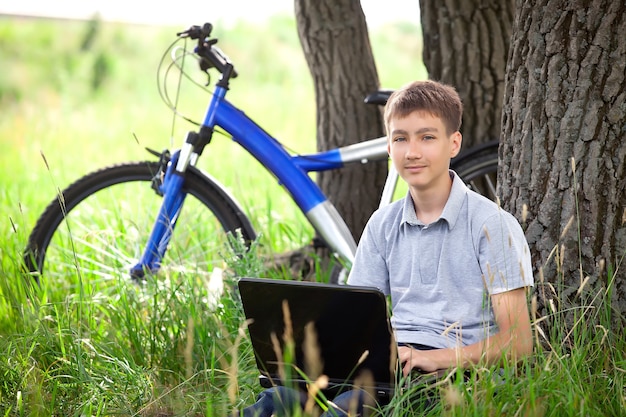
[419, 0, 515, 148]
[500, 0, 626, 321]
[295, 0, 388, 242]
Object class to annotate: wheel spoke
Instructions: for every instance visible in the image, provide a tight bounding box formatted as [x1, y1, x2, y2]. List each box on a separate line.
[452, 144, 499, 203]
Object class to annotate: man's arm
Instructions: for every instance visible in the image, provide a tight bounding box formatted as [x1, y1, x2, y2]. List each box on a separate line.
[398, 287, 533, 376]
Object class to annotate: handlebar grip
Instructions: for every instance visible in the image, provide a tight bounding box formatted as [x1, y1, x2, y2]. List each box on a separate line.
[177, 23, 213, 39]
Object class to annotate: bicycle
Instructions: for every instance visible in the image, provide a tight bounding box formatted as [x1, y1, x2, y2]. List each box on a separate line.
[23, 23, 498, 285]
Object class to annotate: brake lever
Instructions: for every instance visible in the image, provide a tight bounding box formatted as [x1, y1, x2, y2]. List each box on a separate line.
[177, 25, 198, 38]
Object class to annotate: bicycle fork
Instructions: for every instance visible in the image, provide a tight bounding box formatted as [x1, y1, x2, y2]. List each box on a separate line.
[129, 133, 201, 279]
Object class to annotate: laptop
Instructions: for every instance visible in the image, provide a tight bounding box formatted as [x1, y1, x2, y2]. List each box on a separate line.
[237, 277, 398, 402]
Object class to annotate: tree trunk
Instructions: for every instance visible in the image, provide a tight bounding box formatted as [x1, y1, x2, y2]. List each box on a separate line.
[500, 0, 626, 322]
[419, 0, 515, 148]
[294, 0, 388, 242]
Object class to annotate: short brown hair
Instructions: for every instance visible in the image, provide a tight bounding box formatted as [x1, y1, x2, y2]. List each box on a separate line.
[384, 80, 463, 136]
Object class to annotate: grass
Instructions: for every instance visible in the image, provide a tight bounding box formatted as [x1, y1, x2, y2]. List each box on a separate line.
[1, 14, 625, 417]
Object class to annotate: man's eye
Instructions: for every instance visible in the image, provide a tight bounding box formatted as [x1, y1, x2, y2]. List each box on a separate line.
[393, 136, 406, 142]
[423, 135, 435, 140]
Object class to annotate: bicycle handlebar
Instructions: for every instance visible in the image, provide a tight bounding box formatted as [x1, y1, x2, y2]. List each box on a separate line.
[178, 23, 238, 83]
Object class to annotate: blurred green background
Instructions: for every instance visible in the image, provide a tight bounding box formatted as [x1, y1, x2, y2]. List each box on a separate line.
[0, 13, 425, 251]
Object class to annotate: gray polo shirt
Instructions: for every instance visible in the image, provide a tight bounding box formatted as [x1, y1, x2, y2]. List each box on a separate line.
[347, 171, 533, 349]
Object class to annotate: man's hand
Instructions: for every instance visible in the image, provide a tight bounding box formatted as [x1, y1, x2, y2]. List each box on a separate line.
[397, 345, 440, 377]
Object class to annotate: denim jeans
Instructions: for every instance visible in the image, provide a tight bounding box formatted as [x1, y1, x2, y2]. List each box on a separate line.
[238, 386, 368, 417]
[239, 344, 436, 417]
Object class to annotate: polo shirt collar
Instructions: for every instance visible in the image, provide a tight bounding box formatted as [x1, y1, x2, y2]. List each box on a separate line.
[401, 170, 468, 229]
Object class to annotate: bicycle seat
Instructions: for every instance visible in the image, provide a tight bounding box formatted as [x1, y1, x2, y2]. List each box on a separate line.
[364, 89, 394, 106]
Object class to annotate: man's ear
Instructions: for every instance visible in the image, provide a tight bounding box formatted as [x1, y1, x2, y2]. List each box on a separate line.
[450, 131, 462, 158]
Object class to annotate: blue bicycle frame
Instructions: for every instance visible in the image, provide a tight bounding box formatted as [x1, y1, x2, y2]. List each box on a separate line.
[130, 24, 388, 277]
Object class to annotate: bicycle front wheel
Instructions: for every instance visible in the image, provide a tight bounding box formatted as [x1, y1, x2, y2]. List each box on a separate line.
[24, 161, 256, 286]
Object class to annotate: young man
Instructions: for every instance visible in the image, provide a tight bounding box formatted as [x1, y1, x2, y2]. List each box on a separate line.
[239, 80, 533, 416]
[347, 80, 534, 379]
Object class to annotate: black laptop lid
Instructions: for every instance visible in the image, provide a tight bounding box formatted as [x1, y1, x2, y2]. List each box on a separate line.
[238, 278, 396, 395]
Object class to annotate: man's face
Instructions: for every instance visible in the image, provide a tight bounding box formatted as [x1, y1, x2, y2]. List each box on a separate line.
[387, 110, 461, 192]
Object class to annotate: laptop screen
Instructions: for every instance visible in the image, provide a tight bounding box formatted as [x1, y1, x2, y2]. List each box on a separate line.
[238, 278, 396, 397]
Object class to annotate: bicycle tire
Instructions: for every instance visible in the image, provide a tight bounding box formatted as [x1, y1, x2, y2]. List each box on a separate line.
[24, 161, 256, 285]
[451, 144, 499, 202]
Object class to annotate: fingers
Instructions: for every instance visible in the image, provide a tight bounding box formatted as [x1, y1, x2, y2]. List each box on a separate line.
[398, 346, 414, 377]
[402, 361, 412, 377]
